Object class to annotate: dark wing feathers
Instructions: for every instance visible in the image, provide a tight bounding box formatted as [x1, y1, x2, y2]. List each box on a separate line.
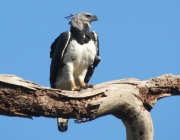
[84, 31, 100, 83]
[50, 31, 70, 88]
[50, 36, 60, 58]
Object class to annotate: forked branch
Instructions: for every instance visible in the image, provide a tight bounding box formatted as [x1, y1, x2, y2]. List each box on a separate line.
[0, 74, 179, 140]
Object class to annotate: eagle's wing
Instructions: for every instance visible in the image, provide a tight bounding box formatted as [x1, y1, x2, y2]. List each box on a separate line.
[50, 31, 71, 88]
[84, 31, 101, 83]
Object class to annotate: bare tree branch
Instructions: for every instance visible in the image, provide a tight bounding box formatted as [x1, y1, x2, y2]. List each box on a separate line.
[0, 74, 180, 140]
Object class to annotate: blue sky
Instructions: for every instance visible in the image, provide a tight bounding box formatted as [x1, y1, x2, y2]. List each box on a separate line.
[0, 1, 180, 139]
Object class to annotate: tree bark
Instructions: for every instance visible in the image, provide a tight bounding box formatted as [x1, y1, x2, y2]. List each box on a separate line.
[0, 74, 180, 140]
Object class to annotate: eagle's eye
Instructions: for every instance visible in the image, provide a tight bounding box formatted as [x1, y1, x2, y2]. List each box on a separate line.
[85, 14, 91, 18]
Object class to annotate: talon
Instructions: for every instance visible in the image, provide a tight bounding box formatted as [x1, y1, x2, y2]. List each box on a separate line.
[69, 80, 94, 91]
[69, 80, 81, 91]
[71, 86, 82, 91]
[80, 84, 88, 89]
[77, 79, 86, 87]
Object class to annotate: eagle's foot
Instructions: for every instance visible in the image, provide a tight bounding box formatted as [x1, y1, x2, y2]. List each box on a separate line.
[70, 80, 82, 91]
[71, 85, 86, 91]
[71, 86, 82, 91]
[70, 80, 94, 91]
[71, 84, 94, 91]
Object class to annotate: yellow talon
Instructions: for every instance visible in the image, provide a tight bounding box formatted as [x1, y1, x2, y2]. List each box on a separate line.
[69, 79, 93, 91]
[69, 80, 81, 91]
[78, 79, 86, 87]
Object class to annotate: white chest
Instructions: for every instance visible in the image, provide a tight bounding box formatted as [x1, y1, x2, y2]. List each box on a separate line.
[63, 39, 97, 70]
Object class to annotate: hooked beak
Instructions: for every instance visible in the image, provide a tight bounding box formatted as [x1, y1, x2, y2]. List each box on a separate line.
[90, 15, 98, 22]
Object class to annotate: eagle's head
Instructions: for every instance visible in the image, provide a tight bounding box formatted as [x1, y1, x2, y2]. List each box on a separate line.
[65, 12, 98, 31]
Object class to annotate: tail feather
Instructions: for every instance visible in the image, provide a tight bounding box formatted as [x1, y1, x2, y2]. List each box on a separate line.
[57, 118, 68, 132]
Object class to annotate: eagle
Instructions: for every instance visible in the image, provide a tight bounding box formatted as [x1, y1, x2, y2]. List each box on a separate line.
[49, 12, 101, 132]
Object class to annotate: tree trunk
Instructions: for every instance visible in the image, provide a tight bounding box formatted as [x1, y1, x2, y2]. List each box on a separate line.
[0, 74, 180, 140]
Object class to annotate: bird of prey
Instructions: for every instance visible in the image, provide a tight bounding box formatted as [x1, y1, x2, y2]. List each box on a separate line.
[49, 12, 101, 132]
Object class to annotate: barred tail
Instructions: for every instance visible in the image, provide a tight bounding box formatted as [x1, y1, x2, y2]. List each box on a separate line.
[57, 118, 68, 132]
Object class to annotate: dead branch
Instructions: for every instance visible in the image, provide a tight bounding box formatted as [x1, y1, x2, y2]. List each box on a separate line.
[0, 74, 180, 140]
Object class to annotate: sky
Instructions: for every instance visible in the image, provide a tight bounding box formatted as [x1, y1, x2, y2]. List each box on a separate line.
[0, 0, 180, 139]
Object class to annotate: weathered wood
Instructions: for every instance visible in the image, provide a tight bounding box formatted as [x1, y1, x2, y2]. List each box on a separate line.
[0, 74, 180, 140]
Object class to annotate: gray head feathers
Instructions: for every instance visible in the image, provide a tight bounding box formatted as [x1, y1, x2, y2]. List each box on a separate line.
[65, 12, 98, 31]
